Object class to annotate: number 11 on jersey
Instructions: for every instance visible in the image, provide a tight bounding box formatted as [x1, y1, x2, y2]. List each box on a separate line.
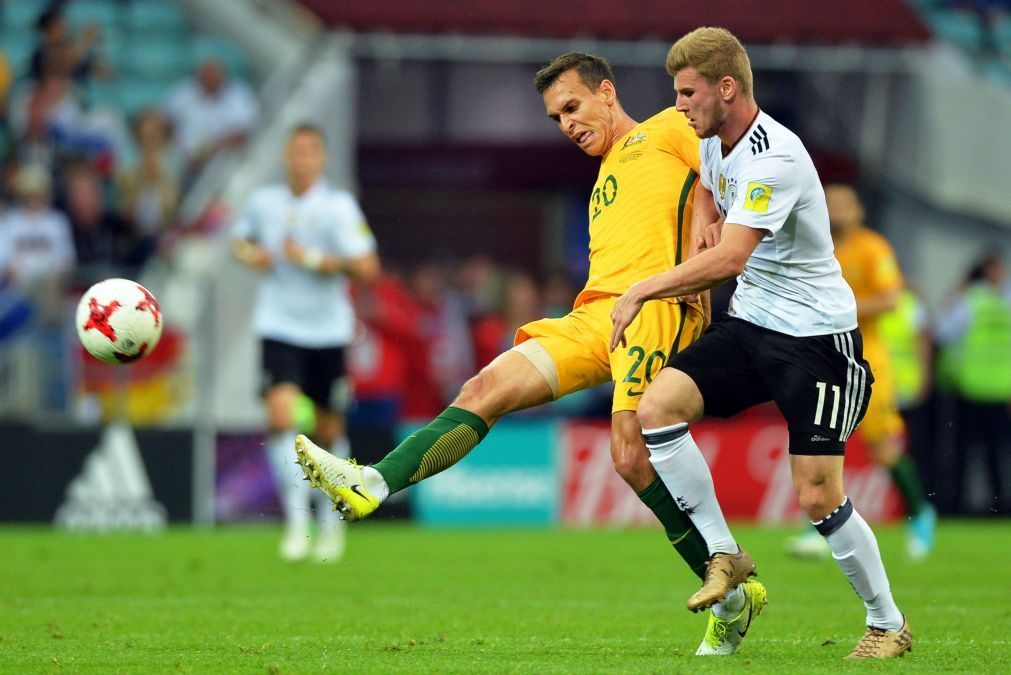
[813, 381, 841, 429]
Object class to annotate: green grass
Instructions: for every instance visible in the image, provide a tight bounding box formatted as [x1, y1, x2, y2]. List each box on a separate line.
[0, 521, 1007, 673]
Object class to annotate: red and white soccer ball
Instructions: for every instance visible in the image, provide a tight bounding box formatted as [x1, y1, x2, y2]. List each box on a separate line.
[76, 278, 163, 364]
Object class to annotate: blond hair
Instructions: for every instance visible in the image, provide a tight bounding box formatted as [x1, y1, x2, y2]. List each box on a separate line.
[666, 27, 753, 98]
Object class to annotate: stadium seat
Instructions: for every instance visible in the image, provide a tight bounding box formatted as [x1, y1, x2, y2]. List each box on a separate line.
[926, 9, 985, 51]
[980, 58, 1011, 86]
[189, 37, 249, 79]
[126, 0, 188, 38]
[64, 0, 121, 34]
[117, 76, 175, 116]
[1, 31, 37, 76]
[1, 0, 50, 30]
[994, 18, 1011, 56]
[122, 38, 191, 79]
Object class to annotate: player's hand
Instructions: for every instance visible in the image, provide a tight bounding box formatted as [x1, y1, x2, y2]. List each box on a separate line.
[698, 220, 724, 250]
[234, 240, 272, 271]
[283, 238, 306, 265]
[610, 286, 646, 351]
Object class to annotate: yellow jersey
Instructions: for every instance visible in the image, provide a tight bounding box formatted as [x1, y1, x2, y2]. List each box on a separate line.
[834, 226, 903, 345]
[575, 107, 701, 308]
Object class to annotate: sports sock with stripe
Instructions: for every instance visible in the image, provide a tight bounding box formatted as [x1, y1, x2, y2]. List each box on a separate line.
[643, 423, 739, 556]
[267, 430, 310, 531]
[637, 477, 709, 580]
[372, 406, 489, 494]
[888, 455, 928, 517]
[815, 497, 904, 631]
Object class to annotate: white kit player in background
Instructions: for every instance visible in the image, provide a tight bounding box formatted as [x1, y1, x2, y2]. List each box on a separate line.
[610, 28, 912, 659]
[231, 123, 380, 562]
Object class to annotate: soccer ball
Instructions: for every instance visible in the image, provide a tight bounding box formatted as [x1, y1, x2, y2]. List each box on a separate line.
[76, 278, 163, 364]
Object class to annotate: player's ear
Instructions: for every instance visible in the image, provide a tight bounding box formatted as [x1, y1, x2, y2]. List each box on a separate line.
[719, 76, 736, 101]
[599, 79, 617, 104]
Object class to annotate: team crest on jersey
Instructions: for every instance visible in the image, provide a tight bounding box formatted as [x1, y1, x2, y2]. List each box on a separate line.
[727, 182, 737, 207]
[621, 132, 647, 150]
[744, 182, 773, 213]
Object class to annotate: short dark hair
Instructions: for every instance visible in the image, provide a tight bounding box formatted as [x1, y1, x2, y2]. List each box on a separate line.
[534, 52, 615, 95]
[289, 123, 325, 142]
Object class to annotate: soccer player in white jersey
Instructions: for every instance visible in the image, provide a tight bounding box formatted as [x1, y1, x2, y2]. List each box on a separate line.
[609, 28, 912, 660]
[231, 124, 380, 562]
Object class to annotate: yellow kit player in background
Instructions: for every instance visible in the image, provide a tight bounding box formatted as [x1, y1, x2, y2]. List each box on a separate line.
[295, 52, 766, 655]
[789, 184, 936, 560]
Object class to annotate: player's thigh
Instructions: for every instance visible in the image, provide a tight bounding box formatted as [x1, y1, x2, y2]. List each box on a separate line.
[661, 316, 771, 420]
[757, 328, 873, 456]
[456, 348, 556, 420]
[514, 306, 611, 400]
[610, 300, 705, 414]
[261, 339, 306, 430]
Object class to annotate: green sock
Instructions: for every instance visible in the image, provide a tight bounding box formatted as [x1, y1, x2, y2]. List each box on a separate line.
[373, 406, 489, 494]
[637, 477, 709, 580]
[889, 455, 927, 517]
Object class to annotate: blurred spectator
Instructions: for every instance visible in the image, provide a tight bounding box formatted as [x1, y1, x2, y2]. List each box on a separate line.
[0, 163, 75, 321]
[455, 254, 504, 319]
[8, 69, 121, 176]
[472, 271, 542, 369]
[0, 50, 12, 112]
[30, 6, 108, 85]
[542, 268, 578, 318]
[116, 109, 181, 245]
[935, 252, 1011, 514]
[61, 163, 142, 278]
[163, 59, 258, 178]
[412, 261, 474, 407]
[349, 268, 437, 422]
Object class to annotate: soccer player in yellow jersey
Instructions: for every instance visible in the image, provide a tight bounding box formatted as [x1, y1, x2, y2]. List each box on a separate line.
[295, 51, 766, 655]
[825, 184, 935, 558]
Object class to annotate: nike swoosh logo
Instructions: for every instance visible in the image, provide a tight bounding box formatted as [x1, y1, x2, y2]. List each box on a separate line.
[626, 388, 643, 397]
[349, 484, 371, 502]
[738, 601, 754, 638]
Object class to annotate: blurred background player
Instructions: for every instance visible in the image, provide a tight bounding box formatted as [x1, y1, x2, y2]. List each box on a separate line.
[935, 252, 1011, 516]
[295, 51, 769, 655]
[231, 124, 380, 562]
[788, 184, 936, 559]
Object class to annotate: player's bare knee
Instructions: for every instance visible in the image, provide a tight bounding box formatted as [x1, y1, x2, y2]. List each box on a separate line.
[795, 481, 843, 520]
[637, 369, 702, 429]
[455, 369, 509, 419]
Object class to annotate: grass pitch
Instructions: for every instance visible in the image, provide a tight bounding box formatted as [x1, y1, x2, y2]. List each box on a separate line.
[0, 521, 1007, 673]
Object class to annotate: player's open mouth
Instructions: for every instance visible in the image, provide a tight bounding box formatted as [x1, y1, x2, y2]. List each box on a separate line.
[575, 131, 592, 146]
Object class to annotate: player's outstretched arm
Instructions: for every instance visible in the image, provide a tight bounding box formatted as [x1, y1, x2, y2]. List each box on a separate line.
[609, 224, 764, 350]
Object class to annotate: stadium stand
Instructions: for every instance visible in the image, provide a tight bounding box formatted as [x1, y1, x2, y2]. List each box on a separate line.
[299, 0, 931, 44]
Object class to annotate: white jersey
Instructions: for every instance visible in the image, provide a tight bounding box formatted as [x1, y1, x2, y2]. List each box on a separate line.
[0, 207, 76, 286]
[232, 180, 376, 348]
[700, 110, 856, 337]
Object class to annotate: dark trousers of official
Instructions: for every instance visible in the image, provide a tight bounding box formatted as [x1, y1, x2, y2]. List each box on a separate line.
[953, 398, 1010, 515]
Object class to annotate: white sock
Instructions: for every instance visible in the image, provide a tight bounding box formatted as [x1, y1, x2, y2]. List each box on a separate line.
[643, 423, 738, 556]
[362, 466, 390, 502]
[712, 585, 746, 619]
[268, 430, 310, 533]
[816, 497, 904, 631]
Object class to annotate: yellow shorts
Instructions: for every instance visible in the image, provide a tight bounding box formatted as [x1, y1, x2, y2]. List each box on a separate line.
[514, 296, 704, 413]
[859, 339, 905, 444]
